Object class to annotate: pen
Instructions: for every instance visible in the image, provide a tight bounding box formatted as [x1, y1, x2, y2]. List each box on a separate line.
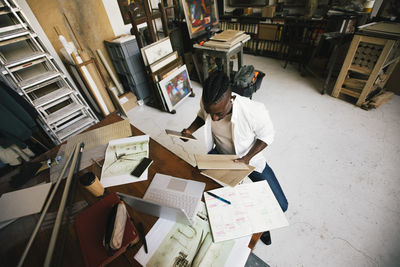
[206, 191, 231, 205]
[137, 222, 148, 254]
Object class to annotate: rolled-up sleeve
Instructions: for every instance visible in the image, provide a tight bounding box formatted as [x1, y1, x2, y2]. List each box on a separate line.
[250, 103, 275, 146]
[197, 100, 208, 121]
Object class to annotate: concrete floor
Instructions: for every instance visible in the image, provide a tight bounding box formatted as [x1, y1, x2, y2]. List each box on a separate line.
[127, 54, 400, 267]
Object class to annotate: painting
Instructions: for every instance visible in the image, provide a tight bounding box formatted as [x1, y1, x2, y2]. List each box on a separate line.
[117, 0, 146, 25]
[159, 65, 192, 112]
[141, 37, 173, 66]
[181, 0, 219, 39]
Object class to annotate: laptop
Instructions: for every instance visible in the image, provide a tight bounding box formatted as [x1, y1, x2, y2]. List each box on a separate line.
[118, 173, 205, 225]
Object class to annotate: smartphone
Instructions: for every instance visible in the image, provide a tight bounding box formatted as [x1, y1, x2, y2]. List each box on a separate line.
[131, 157, 153, 178]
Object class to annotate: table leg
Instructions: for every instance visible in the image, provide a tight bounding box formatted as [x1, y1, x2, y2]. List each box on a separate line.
[225, 54, 230, 80]
[238, 45, 243, 71]
[202, 53, 208, 81]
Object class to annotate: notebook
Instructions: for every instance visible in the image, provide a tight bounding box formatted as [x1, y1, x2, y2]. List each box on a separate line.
[204, 180, 289, 243]
[118, 173, 205, 225]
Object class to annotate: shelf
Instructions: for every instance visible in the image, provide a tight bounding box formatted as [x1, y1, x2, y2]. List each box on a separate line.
[33, 87, 73, 108]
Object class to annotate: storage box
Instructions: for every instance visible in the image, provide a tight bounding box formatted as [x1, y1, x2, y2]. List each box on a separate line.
[258, 24, 278, 40]
[262, 5, 276, 18]
[119, 92, 137, 114]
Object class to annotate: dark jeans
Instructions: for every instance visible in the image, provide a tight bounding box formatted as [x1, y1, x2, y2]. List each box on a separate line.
[208, 148, 288, 212]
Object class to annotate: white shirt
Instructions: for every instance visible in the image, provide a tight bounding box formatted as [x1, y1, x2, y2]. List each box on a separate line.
[197, 93, 275, 172]
[211, 113, 235, 154]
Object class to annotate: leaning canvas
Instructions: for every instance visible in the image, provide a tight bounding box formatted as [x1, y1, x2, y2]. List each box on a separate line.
[158, 65, 192, 112]
[141, 37, 173, 66]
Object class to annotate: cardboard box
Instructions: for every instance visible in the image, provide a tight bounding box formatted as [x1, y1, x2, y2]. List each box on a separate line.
[119, 92, 138, 114]
[258, 24, 278, 40]
[262, 5, 276, 18]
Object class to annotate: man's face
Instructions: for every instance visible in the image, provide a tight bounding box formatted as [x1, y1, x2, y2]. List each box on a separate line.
[205, 92, 233, 121]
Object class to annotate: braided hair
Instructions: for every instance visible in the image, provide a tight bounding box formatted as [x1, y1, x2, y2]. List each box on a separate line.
[202, 71, 230, 106]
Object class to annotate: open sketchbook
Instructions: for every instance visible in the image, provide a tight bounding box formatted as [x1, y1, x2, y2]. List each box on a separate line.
[194, 154, 249, 170]
[204, 180, 289, 243]
[101, 135, 149, 188]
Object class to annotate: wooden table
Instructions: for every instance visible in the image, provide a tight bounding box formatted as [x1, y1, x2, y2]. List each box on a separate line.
[0, 114, 260, 266]
[193, 35, 250, 82]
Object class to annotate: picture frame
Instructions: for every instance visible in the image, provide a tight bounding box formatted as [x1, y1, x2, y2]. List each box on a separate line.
[117, 0, 146, 25]
[141, 37, 173, 66]
[181, 0, 219, 39]
[149, 51, 178, 73]
[158, 65, 192, 112]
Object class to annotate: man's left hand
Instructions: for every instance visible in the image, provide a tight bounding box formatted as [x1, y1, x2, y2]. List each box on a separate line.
[234, 156, 250, 165]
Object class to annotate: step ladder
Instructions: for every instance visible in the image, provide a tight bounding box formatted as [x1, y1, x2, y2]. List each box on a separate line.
[0, 0, 98, 144]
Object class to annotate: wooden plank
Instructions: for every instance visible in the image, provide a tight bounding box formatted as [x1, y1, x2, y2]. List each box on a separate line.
[332, 35, 361, 97]
[381, 59, 400, 89]
[369, 91, 394, 107]
[343, 78, 366, 90]
[356, 39, 395, 106]
[348, 65, 372, 75]
[340, 88, 361, 98]
[359, 35, 387, 46]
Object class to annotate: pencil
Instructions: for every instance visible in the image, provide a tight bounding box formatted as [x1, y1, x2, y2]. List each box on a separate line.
[206, 191, 231, 205]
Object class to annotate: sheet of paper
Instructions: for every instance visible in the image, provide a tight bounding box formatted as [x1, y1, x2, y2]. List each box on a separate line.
[0, 183, 52, 222]
[51, 120, 132, 183]
[134, 203, 252, 267]
[204, 180, 289, 243]
[194, 154, 249, 170]
[201, 165, 255, 187]
[101, 135, 149, 188]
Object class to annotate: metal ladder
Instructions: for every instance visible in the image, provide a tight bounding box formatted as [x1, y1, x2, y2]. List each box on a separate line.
[0, 0, 98, 144]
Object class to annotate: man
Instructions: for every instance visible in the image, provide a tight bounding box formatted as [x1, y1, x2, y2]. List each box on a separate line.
[182, 71, 288, 245]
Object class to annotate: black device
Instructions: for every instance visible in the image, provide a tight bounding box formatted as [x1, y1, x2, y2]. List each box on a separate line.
[130, 157, 153, 178]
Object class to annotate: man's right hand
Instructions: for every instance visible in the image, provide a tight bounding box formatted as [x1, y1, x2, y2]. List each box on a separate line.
[180, 129, 191, 142]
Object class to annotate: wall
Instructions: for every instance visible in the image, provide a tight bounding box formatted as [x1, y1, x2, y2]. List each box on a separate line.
[25, 0, 119, 87]
[102, 0, 132, 36]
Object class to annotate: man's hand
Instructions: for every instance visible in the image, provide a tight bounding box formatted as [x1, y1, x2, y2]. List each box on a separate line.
[234, 139, 267, 165]
[180, 129, 191, 142]
[234, 156, 251, 165]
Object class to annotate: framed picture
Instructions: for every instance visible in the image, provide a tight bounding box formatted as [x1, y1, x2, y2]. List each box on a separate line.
[150, 51, 178, 73]
[117, 0, 146, 25]
[181, 0, 219, 39]
[141, 37, 173, 66]
[158, 65, 192, 112]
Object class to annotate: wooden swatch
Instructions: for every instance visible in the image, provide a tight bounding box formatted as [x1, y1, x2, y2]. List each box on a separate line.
[201, 165, 255, 187]
[194, 154, 249, 170]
